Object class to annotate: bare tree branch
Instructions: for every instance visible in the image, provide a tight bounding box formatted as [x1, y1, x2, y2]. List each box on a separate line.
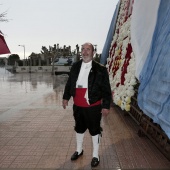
[0, 11, 8, 22]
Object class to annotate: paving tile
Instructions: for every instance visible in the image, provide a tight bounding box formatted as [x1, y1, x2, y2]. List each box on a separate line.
[0, 73, 170, 169]
[27, 138, 51, 146]
[19, 145, 47, 156]
[0, 155, 6, 163]
[36, 155, 63, 169]
[33, 131, 55, 138]
[9, 155, 41, 168]
[0, 131, 18, 138]
[0, 145, 24, 156]
[43, 146, 59, 156]
[6, 138, 31, 146]
[0, 156, 16, 168]
[15, 131, 37, 138]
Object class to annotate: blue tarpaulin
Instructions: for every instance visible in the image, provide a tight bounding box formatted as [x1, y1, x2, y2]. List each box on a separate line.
[100, 0, 120, 65]
[138, 0, 170, 138]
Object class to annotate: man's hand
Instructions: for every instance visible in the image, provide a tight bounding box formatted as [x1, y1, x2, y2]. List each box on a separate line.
[62, 99, 68, 109]
[101, 108, 110, 116]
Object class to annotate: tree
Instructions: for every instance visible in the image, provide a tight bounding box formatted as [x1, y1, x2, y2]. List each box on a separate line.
[41, 45, 51, 66]
[0, 3, 8, 22]
[93, 53, 101, 63]
[0, 11, 8, 22]
[50, 44, 59, 75]
[8, 54, 20, 65]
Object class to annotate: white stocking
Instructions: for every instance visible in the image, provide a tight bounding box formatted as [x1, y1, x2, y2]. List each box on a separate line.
[76, 132, 84, 154]
[92, 134, 100, 160]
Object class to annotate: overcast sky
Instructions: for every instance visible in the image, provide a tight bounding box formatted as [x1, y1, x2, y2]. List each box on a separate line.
[0, 0, 119, 59]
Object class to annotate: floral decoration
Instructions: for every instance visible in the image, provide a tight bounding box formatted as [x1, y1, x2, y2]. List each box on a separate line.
[106, 0, 137, 111]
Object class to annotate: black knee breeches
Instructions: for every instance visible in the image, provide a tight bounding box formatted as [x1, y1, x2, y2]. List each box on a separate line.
[73, 104, 102, 136]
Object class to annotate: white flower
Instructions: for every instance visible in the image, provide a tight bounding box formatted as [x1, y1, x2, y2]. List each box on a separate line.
[107, 0, 137, 109]
[130, 78, 136, 86]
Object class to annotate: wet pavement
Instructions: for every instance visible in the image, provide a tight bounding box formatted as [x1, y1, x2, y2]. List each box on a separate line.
[0, 67, 170, 169]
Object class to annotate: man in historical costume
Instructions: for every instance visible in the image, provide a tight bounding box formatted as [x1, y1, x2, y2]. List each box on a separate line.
[62, 42, 112, 167]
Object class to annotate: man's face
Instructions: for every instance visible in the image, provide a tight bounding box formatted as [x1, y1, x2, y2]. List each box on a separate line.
[81, 43, 94, 63]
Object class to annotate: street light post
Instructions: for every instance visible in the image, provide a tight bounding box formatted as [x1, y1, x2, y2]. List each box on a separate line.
[18, 45, 25, 60]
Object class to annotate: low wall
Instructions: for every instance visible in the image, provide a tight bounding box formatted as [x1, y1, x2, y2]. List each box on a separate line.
[15, 65, 71, 73]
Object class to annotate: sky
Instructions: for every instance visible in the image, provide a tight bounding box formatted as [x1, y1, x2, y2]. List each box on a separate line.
[0, 0, 119, 59]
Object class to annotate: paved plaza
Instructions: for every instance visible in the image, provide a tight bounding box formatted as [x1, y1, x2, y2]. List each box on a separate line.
[0, 68, 170, 169]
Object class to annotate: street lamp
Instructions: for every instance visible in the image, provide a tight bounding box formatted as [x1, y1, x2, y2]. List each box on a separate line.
[94, 45, 97, 52]
[18, 45, 25, 60]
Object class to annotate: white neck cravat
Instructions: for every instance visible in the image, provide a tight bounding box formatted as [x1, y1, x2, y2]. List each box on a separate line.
[76, 61, 92, 88]
[76, 61, 92, 104]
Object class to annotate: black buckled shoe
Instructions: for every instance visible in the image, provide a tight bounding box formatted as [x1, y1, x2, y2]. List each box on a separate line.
[91, 157, 100, 167]
[71, 150, 83, 160]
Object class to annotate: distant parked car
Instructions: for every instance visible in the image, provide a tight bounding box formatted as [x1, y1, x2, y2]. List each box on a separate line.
[51, 57, 74, 66]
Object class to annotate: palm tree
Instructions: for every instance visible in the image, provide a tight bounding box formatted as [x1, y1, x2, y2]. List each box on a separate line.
[41, 44, 59, 74]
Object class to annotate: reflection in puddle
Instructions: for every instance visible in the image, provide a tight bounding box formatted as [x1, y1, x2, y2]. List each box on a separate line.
[0, 67, 68, 108]
[53, 74, 68, 90]
[0, 67, 68, 92]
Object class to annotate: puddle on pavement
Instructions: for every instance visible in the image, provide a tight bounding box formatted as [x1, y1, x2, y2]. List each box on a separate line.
[0, 67, 68, 109]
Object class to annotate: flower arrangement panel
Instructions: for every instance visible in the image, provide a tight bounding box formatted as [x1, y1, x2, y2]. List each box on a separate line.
[106, 0, 136, 111]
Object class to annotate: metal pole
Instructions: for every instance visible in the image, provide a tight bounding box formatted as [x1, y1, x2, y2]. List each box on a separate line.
[18, 45, 25, 60]
[23, 45, 25, 60]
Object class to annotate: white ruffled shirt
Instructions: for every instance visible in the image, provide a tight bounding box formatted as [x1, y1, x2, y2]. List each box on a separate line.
[76, 60, 92, 104]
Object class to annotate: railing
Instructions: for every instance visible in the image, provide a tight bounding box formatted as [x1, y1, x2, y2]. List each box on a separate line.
[127, 87, 170, 161]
